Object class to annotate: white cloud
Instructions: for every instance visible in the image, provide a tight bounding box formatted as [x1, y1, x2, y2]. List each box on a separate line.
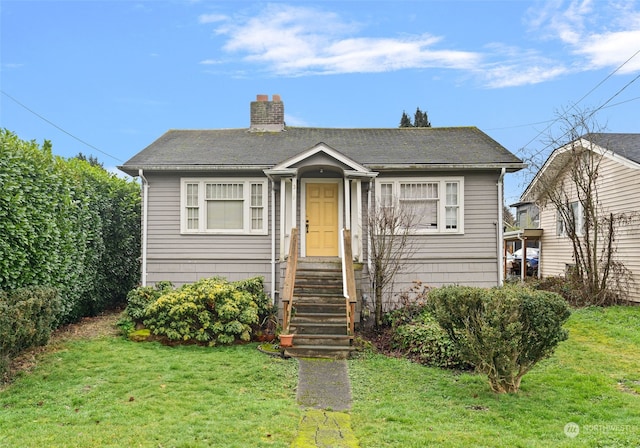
[198, 13, 228, 24]
[210, 4, 480, 76]
[527, 1, 640, 73]
[577, 29, 640, 72]
[201, 2, 640, 87]
[199, 59, 223, 65]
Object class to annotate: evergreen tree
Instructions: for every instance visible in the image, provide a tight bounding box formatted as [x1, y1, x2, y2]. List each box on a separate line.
[414, 107, 431, 127]
[399, 111, 413, 127]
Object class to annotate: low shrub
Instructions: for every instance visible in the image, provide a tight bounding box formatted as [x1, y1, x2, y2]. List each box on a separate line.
[116, 282, 174, 336]
[429, 284, 571, 393]
[138, 277, 267, 346]
[526, 276, 583, 305]
[0, 287, 61, 381]
[387, 305, 470, 369]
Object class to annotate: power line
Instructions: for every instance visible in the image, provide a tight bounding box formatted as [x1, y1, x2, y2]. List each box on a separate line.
[1, 90, 124, 163]
[516, 48, 640, 160]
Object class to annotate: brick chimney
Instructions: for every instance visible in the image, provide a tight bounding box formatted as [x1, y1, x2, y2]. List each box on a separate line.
[250, 94, 284, 132]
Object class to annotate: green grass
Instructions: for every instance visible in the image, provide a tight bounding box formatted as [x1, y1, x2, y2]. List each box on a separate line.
[1, 307, 639, 447]
[349, 306, 640, 447]
[0, 339, 300, 447]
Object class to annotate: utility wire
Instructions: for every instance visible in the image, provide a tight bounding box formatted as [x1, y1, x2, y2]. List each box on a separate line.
[1, 90, 124, 163]
[517, 48, 640, 159]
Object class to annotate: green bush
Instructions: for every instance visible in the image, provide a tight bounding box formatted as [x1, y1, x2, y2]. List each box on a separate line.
[141, 277, 267, 345]
[429, 284, 571, 393]
[0, 130, 140, 324]
[387, 305, 469, 369]
[117, 282, 174, 336]
[125, 282, 174, 322]
[0, 287, 62, 381]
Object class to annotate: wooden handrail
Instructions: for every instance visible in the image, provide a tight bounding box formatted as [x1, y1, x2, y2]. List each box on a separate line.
[341, 229, 357, 337]
[281, 227, 298, 334]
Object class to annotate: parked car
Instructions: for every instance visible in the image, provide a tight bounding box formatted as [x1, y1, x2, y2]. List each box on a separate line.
[507, 248, 539, 277]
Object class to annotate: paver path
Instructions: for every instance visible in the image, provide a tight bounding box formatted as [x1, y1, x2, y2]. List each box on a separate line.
[292, 359, 360, 448]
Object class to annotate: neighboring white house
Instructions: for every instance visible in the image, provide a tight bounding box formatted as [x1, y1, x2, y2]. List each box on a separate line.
[520, 133, 640, 303]
[119, 94, 525, 311]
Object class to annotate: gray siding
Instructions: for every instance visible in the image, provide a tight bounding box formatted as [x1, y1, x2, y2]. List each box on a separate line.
[144, 170, 504, 306]
[145, 172, 275, 290]
[361, 171, 501, 309]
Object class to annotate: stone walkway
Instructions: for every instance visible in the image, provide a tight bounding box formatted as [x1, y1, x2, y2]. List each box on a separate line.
[291, 359, 360, 448]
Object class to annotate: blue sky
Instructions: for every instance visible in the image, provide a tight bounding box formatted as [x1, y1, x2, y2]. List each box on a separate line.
[2, 0, 639, 205]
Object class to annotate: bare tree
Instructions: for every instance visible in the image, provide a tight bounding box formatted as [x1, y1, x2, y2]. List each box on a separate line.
[367, 198, 418, 327]
[526, 109, 636, 305]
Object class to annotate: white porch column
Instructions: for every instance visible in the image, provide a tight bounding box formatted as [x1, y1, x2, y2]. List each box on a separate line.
[291, 177, 297, 229]
[279, 178, 286, 260]
[355, 179, 363, 260]
[344, 178, 351, 230]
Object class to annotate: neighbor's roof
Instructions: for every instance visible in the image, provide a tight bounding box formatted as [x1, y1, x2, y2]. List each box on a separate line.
[584, 133, 640, 164]
[520, 132, 640, 202]
[119, 126, 524, 176]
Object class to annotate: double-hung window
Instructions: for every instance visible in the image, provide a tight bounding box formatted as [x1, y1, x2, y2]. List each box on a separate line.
[556, 201, 583, 237]
[376, 177, 463, 234]
[181, 178, 267, 234]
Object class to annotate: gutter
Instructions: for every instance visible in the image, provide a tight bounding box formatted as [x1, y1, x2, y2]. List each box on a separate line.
[139, 169, 149, 287]
[497, 168, 506, 286]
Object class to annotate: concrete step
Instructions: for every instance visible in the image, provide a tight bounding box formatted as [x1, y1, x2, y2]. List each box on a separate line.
[284, 344, 354, 360]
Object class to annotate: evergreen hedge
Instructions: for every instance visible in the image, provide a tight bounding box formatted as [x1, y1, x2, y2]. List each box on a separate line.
[0, 129, 141, 324]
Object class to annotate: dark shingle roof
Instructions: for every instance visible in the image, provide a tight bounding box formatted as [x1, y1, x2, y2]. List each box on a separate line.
[119, 126, 524, 175]
[586, 133, 640, 164]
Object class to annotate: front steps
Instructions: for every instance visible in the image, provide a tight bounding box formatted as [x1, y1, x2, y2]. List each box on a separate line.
[284, 259, 355, 359]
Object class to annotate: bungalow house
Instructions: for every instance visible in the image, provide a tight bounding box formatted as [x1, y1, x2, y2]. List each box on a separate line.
[519, 133, 640, 303]
[119, 94, 524, 355]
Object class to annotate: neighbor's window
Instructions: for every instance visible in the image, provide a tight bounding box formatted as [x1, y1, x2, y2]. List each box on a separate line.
[181, 179, 267, 234]
[376, 177, 463, 234]
[556, 201, 583, 237]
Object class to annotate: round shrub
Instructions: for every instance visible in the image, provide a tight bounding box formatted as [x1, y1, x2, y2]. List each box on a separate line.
[142, 277, 266, 346]
[429, 284, 571, 393]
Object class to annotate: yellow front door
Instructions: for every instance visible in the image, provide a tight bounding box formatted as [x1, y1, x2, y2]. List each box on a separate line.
[306, 183, 339, 257]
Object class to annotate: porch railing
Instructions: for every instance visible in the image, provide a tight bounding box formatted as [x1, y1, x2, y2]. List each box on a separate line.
[340, 229, 357, 337]
[281, 227, 298, 334]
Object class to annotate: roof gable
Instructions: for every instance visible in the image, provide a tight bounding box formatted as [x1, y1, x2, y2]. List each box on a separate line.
[521, 133, 640, 202]
[271, 142, 370, 173]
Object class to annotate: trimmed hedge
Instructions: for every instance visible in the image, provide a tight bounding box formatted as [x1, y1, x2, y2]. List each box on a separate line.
[0, 130, 140, 324]
[1, 287, 62, 380]
[429, 284, 571, 393]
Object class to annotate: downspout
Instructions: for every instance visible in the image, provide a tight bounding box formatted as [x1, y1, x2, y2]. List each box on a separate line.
[270, 177, 276, 305]
[366, 182, 373, 277]
[497, 168, 506, 287]
[264, 173, 277, 305]
[138, 169, 149, 287]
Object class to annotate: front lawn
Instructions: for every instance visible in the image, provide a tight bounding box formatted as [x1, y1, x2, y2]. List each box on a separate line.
[350, 306, 640, 447]
[1, 306, 638, 447]
[0, 338, 300, 447]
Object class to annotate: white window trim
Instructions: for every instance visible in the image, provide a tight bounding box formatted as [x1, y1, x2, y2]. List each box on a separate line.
[180, 178, 268, 235]
[374, 177, 464, 234]
[557, 201, 584, 237]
